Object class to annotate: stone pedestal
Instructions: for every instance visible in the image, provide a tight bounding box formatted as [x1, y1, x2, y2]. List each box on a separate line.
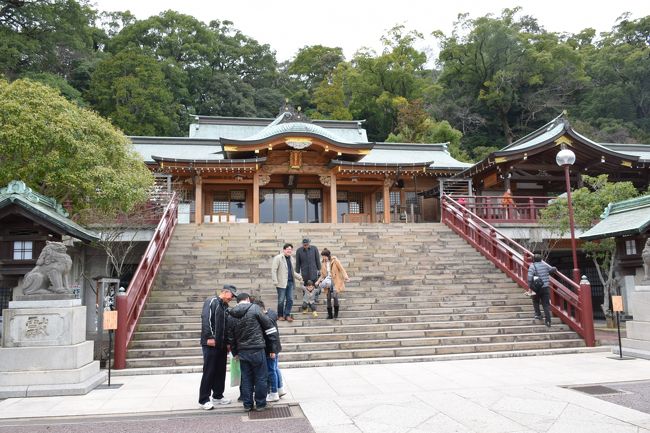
[0, 300, 106, 398]
[614, 284, 650, 360]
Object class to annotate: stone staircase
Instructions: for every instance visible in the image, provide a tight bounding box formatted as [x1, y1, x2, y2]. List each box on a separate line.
[121, 223, 590, 373]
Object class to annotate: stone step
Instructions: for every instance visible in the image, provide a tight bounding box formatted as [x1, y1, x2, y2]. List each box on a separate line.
[130, 317, 556, 341]
[129, 323, 571, 349]
[123, 339, 586, 368]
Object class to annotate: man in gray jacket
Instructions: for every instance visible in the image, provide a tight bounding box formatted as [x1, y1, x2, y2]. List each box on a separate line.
[527, 254, 557, 328]
[296, 238, 321, 284]
[271, 243, 303, 322]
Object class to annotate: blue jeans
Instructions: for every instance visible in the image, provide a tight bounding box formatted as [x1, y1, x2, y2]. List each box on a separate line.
[239, 349, 268, 409]
[266, 355, 282, 393]
[277, 281, 294, 318]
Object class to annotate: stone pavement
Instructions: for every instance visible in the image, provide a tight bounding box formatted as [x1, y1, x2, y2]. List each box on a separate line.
[1, 351, 650, 432]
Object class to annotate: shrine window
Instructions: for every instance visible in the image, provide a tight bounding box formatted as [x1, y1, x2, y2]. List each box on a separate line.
[625, 240, 637, 256]
[13, 241, 33, 260]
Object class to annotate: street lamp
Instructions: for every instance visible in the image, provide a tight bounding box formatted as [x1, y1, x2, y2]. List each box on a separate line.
[556, 146, 580, 283]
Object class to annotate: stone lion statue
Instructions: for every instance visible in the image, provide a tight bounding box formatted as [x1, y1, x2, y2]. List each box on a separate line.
[643, 238, 650, 281]
[17, 241, 73, 295]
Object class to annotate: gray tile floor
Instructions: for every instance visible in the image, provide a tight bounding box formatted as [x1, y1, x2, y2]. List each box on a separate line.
[1, 351, 650, 432]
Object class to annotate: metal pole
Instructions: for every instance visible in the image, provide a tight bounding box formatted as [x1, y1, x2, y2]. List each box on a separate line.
[564, 165, 580, 284]
[616, 311, 623, 359]
[108, 330, 113, 386]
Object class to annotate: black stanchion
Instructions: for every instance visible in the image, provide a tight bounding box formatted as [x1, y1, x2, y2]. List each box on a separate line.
[108, 330, 113, 386]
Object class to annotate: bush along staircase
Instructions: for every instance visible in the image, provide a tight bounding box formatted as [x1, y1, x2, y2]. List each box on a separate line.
[117, 222, 595, 374]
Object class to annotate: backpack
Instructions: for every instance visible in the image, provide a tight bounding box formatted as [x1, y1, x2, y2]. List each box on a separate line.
[530, 264, 544, 293]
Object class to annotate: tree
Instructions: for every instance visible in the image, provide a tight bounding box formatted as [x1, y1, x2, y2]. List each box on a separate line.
[86, 49, 182, 136]
[435, 8, 589, 149]
[0, 0, 102, 82]
[540, 174, 638, 318]
[286, 45, 344, 111]
[0, 78, 153, 215]
[385, 99, 470, 161]
[575, 15, 650, 142]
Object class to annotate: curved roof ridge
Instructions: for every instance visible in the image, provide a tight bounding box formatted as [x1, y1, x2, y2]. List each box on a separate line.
[502, 112, 567, 151]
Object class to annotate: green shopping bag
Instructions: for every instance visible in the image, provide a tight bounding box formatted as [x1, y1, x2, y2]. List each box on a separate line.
[230, 356, 241, 387]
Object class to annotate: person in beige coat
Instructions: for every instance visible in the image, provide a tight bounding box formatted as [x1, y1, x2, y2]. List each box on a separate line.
[315, 248, 350, 319]
[271, 243, 303, 322]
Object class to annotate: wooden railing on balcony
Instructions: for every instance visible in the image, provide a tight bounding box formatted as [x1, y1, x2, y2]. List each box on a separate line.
[114, 192, 179, 369]
[441, 194, 595, 346]
[451, 195, 554, 223]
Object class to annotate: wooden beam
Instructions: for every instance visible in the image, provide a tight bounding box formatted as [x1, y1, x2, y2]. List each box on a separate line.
[383, 180, 391, 224]
[252, 174, 259, 224]
[329, 172, 338, 224]
[194, 176, 203, 225]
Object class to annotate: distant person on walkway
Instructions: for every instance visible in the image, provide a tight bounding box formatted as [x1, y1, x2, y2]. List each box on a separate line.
[253, 299, 286, 402]
[271, 243, 303, 322]
[316, 248, 350, 320]
[228, 293, 279, 412]
[295, 238, 321, 286]
[301, 279, 321, 317]
[527, 254, 557, 328]
[501, 188, 515, 219]
[198, 284, 237, 410]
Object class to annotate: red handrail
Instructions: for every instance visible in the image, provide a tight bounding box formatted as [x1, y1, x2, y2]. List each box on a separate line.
[441, 194, 595, 346]
[114, 192, 179, 369]
[452, 195, 554, 223]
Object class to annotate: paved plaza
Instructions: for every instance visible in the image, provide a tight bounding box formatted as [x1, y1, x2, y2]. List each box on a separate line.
[1, 350, 650, 432]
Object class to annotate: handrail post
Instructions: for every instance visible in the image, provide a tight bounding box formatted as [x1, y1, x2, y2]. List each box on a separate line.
[114, 290, 128, 369]
[528, 197, 535, 222]
[579, 275, 595, 346]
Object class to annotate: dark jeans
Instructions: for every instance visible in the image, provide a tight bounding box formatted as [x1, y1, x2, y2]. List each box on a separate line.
[326, 285, 339, 308]
[198, 345, 227, 404]
[277, 281, 294, 318]
[239, 349, 268, 409]
[532, 286, 551, 323]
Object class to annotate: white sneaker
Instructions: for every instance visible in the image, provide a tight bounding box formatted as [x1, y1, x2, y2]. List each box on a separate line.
[278, 387, 287, 398]
[266, 392, 280, 402]
[212, 397, 231, 405]
[201, 401, 214, 410]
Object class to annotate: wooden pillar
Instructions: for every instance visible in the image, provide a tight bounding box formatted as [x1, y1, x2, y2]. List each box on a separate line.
[252, 173, 260, 224]
[329, 172, 338, 224]
[383, 179, 391, 224]
[194, 175, 203, 225]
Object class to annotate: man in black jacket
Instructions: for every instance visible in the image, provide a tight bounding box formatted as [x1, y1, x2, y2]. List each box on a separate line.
[228, 293, 279, 412]
[296, 238, 321, 307]
[198, 284, 237, 410]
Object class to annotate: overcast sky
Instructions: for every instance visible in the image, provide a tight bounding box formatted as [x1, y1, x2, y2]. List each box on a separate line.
[91, 0, 648, 62]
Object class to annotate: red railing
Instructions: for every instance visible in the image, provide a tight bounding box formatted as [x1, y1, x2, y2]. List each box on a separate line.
[451, 195, 553, 223]
[114, 192, 180, 369]
[441, 194, 595, 346]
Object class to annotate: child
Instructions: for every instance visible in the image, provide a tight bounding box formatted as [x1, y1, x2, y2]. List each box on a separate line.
[302, 280, 320, 318]
[252, 299, 286, 402]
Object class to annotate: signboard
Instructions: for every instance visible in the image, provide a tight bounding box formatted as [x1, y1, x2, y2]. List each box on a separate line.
[611, 295, 624, 312]
[103, 311, 118, 330]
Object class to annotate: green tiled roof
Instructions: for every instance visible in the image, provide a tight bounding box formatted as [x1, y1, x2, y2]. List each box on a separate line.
[0, 180, 98, 242]
[580, 194, 650, 240]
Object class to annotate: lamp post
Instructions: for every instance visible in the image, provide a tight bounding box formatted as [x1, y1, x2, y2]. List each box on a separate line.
[556, 146, 580, 284]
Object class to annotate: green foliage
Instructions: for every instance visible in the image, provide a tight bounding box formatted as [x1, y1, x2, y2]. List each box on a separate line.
[86, 49, 181, 136]
[385, 99, 470, 161]
[435, 8, 590, 147]
[540, 175, 638, 296]
[0, 78, 153, 215]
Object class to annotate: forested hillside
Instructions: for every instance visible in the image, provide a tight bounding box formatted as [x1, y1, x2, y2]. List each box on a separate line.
[2, 1, 648, 161]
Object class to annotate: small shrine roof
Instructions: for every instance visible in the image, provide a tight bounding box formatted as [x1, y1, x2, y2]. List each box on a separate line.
[0, 180, 98, 243]
[361, 143, 472, 170]
[580, 194, 650, 240]
[130, 137, 223, 163]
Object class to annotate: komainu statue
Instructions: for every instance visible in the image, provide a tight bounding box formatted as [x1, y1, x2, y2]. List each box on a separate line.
[643, 238, 650, 281]
[17, 241, 73, 295]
